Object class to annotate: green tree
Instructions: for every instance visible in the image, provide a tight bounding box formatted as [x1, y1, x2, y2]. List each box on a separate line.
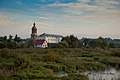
[14, 34, 21, 42]
[89, 37, 108, 49]
[0, 37, 3, 41]
[70, 35, 79, 48]
[3, 36, 7, 42]
[28, 39, 35, 48]
[60, 41, 69, 48]
[8, 35, 13, 42]
[7, 42, 17, 49]
[0, 42, 7, 48]
[61, 35, 79, 48]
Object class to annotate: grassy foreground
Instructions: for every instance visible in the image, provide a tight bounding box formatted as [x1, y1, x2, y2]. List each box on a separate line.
[0, 48, 120, 80]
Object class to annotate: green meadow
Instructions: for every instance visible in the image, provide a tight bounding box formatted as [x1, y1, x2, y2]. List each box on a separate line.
[0, 48, 120, 80]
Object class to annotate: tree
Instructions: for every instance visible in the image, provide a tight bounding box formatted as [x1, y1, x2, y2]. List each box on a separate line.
[8, 35, 13, 42]
[7, 42, 17, 49]
[61, 35, 79, 48]
[89, 37, 108, 49]
[60, 41, 69, 48]
[0, 37, 4, 41]
[14, 34, 18, 41]
[70, 35, 79, 48]
[0, 42, 7, 48]
[28, 39, 35, 48]
[81, 38, 92, 48]
[109, 43, 115, 48]
[3, 36, 7, 41]
[14, 34, 21, 42]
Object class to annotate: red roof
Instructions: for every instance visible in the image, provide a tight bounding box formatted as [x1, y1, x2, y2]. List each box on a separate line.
[35, 40, 46, 45]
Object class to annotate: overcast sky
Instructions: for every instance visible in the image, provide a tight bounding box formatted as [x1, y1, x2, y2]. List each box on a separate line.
[0, 0, 120, 39]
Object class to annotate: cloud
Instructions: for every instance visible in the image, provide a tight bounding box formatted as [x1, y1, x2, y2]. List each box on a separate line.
[37, 22, 54, 27]
[15, 0, 22, 5]
[78, 0, 89, 3]
[0, 13, 14, 27]
[0, 0, 120, 38]
[48, 0, 120, 20]
[39, 16, 49, 20]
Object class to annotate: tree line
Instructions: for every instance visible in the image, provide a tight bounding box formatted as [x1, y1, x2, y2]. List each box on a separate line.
[0, 34, 27, 49]
[0, 34, 120, 49]
[49, 35, 120, 49]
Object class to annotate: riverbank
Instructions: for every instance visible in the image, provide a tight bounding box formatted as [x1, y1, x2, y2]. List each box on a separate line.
[0, 48, 120, 80]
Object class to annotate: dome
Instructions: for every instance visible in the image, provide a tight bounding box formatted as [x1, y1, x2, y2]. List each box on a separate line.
[32, 23, 37, 30]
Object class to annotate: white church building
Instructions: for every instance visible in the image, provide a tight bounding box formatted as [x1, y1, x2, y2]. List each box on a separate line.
[30, 23, 63, 48]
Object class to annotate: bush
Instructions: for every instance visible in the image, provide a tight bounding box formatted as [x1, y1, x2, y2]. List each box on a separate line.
[62, 74, 88, 80]
[12, 73, 28, 80]
[0, 48, 11, 58]
[7, 42, 17, 49]
[111, 51, 120, 57]
[43, 64, 63, 72]
[45, 50, 61, 62]
[14, 54, 31, 70]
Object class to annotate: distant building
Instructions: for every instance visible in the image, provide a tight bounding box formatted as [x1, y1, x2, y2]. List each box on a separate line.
[30, 23, 63, 48]
[37, 33, 63, 43]
[34, 40, 47, 48]
[31, 23, 37, 40]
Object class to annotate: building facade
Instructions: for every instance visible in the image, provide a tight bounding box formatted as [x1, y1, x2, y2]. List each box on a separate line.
[37, 33, 63, 43]
[30, 23, 63, 48]
[34, 40, 47, 48]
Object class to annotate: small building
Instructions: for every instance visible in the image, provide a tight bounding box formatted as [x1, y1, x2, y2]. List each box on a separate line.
[34, 40, 47, 48]
[37, 33, 63, 43]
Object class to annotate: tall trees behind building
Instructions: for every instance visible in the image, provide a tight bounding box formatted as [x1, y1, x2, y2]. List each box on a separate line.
[0, 34, 120, 49]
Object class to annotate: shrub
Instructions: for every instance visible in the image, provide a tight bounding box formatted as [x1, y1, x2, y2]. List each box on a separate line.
[12, 73, 28, 80]
[45, 50, 61, 62]
[7, 42, 17, 49]
[0, 48, 11, 58]
[111, 51, 120, 57]
[62, 74, 88, 80]
[14, 54, 31, 70]
[43, 64, 62, 72]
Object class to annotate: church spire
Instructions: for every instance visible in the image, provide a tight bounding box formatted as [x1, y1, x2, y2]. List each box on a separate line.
[31, 23, 37, 40]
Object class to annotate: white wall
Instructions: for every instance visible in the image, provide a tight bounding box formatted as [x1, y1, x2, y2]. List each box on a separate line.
[37, 36, 62, 43]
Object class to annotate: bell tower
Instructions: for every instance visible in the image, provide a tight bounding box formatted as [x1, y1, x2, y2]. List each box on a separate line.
[31, 23, 37, 40]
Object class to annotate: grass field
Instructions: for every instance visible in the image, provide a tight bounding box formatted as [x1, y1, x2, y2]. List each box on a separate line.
[0, 48, 120, 80]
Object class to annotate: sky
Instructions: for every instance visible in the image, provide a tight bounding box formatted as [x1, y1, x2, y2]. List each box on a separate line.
[0, 0, 120, 39]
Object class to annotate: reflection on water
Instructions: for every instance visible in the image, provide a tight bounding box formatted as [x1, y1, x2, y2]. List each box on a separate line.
[56, 68, 120, 80]
[83, 68, 120, 80]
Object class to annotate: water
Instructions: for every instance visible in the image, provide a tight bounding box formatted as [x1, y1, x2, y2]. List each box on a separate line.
[83, 68, 120, 80]
[56, 68, 120, 80]
[56, 71, 68, 77]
